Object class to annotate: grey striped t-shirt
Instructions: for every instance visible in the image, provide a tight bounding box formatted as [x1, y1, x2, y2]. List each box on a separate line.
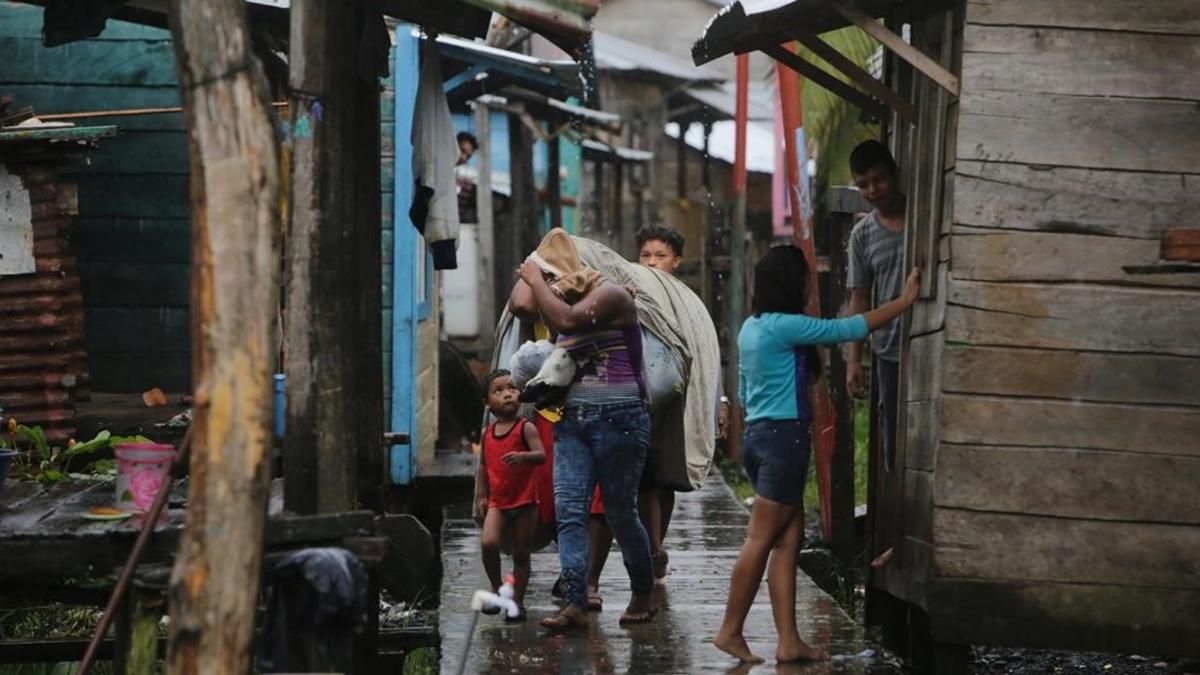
[847, 211, 904, 362]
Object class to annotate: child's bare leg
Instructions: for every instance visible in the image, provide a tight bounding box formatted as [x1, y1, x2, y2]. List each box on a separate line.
[714, 497, 794, 664]
[480, 507, 505, 592]
[767, 508, 825, 662]
[637, 484, 663, 556]
[658, 486, 675, 543]
[511, 505, 539, 607]
[586, 514, 611, 602]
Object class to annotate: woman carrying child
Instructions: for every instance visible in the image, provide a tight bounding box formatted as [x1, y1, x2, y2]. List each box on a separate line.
[715, 246, 919, 664]
[474, 369, 547, 622]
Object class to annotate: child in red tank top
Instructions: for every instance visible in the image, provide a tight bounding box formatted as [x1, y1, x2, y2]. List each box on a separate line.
[473, 370, 546, 621]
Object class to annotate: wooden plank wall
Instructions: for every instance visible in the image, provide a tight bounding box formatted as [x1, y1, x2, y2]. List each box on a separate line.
[0, 5, 192, 392]
[931, 0, 1200, 655]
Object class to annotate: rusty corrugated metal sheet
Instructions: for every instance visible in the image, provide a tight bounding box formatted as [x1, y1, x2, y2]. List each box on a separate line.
[0, 162, 88, 443]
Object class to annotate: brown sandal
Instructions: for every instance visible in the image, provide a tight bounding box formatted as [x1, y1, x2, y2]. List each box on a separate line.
[618, 606, 659, 626]
[587, 594, 603, 612]
[540, 609, 589, 632]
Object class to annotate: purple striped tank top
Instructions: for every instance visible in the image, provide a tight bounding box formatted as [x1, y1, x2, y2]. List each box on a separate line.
[556, 324, 646, 406]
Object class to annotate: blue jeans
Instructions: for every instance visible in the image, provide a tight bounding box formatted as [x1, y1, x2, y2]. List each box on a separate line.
[743, 420, 811, 506]
[553, 400, 653, 609]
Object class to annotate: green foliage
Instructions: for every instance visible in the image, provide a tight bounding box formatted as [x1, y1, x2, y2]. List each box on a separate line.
[792, 27, 882, 187]
[803, 399, 871, 512]
[2, 418, 153, 484]
[403, 647, 438, 675]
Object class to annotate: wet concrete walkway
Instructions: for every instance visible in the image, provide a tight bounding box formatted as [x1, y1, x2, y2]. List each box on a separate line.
[439, 473, 900, 674]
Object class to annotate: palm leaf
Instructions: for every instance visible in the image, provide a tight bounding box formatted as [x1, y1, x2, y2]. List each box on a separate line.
[793, 27, 881, 187]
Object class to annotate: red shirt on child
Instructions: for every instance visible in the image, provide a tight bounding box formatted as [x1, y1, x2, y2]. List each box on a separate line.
[484, 418, 539, 510]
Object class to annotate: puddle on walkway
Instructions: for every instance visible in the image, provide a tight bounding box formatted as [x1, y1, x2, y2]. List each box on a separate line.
[439, 475, 902, 674]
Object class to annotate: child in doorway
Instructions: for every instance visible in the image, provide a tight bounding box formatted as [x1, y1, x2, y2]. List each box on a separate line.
[473, 369, 546, 622]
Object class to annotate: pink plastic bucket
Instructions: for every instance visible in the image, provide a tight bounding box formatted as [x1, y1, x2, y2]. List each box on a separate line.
[114, 443, 175, 512]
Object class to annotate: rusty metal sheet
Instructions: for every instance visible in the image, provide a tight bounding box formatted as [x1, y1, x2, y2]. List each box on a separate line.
[0, 161, 88, 443]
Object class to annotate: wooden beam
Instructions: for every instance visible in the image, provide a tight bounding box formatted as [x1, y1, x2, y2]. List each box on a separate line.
[285, 3, 384, 513]
[507, 112, 538, 271]
[789, 29, 918, 122]
[833, 3, 960, 97]
[473, 104, 497, 344]
[546, 133, 562, 231]
[164, 0, 281, 671]
[763, 44, 891, 122]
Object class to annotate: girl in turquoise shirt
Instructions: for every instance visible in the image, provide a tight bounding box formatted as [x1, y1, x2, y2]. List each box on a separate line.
[715, 245, 919, 665]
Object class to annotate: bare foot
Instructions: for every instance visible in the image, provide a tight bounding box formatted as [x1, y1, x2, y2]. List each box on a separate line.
[775, 639, 827, 663]
[714, 628, 765, 664]
[625, 591, 652, 615]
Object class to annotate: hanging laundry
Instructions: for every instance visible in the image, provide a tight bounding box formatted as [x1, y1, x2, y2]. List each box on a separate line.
[410, 37, 460, 270]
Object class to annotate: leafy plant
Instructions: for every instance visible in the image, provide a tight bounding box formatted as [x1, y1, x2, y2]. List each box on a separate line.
[793, 26, 882, 188]
[3, 418, 152, 484]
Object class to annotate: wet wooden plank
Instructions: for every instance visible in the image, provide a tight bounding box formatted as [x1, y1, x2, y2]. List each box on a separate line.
[941, 393, 1200, 457]
[957, 89, 1200, 174]
[953, 227, 1200, 289]
[942, 344, 1200, 408]
[963, 24, 1200, 101]
[952, 161, 1198, 241]
[945, 279, 1200, 357]
[932, 508, 1200, 588]
[439, 474, 898, 674]
[966, 0, 1200, 36]
[929, 579, 1200, 657]
[903, 399, 939, 473]
[936, 444, 1200, 525]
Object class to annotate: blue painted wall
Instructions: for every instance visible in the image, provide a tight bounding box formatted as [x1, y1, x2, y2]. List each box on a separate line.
[389, 26, 420, 485]
[452, 111, 583, 233]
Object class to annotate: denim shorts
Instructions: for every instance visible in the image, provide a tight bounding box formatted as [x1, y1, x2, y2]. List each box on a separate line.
[742, 419, 811, 506]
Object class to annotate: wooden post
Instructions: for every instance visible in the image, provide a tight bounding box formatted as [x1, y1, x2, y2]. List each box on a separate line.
[164, 0, 280, 672]
[613, 160, 625, 254]
[728, 54, 749, 461]
[826, 215, 856, 572]
[547, 133, 562, 232]
[505, 111, 537, 280]
[285, 2, 384, 514]
[474, 104, 497, 342]
[591, 160, 605, 237]
[676, 124, 688, 200]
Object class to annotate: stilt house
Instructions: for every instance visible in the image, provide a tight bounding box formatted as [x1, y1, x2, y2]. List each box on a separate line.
[696, 0, 1200, 664]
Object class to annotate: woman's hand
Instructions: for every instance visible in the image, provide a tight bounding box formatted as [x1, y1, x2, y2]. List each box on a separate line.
[519, 259, 547, 288]
[902, 267, 921, 305]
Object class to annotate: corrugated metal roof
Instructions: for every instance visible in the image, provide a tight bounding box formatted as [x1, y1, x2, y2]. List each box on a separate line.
[594, 31, 725, 84]
[581, 139, 653, 163]
[682, 81, 775, 121]
[433, 32, 582, 102]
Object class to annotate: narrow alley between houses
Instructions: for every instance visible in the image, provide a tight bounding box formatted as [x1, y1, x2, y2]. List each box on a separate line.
[440, 473, 899, 675]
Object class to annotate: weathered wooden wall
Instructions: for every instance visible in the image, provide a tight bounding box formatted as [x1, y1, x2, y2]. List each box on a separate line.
[0, 5, 191, 392]
[927, 0, 1200, 655]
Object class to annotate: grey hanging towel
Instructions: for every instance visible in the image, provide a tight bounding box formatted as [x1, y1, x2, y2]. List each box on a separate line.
[409, 36, 460, 270]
